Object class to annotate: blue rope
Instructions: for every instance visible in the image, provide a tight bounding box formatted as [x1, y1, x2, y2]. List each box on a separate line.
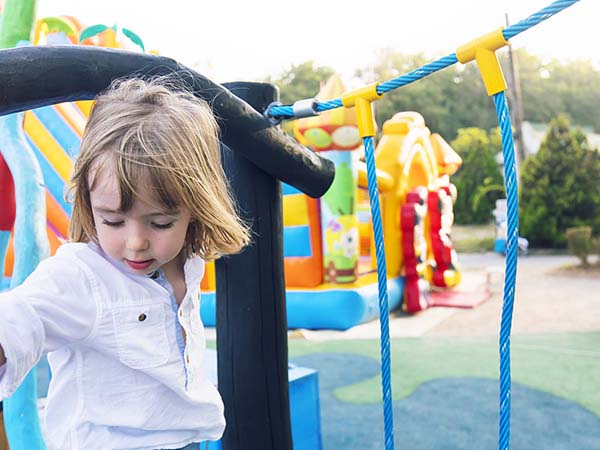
[376, 54, 458, 95]
[265, 0, 581, 121]
[503, 0, 580, 40]
[264, 2, 583, 449]
[493, 91, 519, 450]
[317, 99, 343, 112]
[364, 135, 395, 450]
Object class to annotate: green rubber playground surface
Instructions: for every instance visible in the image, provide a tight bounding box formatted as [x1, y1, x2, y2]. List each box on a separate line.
[289, 331, 600, 449]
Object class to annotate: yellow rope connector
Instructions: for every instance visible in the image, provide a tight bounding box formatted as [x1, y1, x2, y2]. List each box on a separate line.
[456, 27, 508, 96]
[341, 83, 383, 138]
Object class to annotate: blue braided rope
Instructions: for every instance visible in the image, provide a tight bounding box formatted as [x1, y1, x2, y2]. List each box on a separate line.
[364, 135, 395, 450]
[265, 0, 581, 121]
[267, 4, 582, 449]
[493, 91, 519, 450]
[317, 99, 343, 112]
[503, 0, 580, 40]
[376, 54, 458, 95]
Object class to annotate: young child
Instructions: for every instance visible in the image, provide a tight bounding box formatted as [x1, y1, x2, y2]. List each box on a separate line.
[0, 77, 250, 450]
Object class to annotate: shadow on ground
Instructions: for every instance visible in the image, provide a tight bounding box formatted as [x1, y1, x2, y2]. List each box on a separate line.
[291, 353, 600, 450]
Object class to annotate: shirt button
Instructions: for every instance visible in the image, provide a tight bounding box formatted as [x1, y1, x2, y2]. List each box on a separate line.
[138, 313, 147, 321]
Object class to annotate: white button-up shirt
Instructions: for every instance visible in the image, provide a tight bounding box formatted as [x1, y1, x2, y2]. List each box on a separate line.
[0, 242, 225, 450]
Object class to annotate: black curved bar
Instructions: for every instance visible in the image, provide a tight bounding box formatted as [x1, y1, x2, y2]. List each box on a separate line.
[0, 46, 334, 197]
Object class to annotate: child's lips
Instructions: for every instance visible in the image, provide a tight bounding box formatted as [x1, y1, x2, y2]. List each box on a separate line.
[125, 259, 154, 270]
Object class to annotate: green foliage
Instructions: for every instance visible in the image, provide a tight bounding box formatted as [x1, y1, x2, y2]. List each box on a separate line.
[519, 115, 600, 248]
[517, 51, 600, 130]
[452, 235, 495, 253]
[594, 116, 600, 134]
[264, 61, 335, 136]
[565, 226, 595, 267]
[265, 61, 335, 105]
[356, 50, 497, 141]
[355, 49, 600, 141]
[261, 50, 600, 145]
[450, 128, 504, 224]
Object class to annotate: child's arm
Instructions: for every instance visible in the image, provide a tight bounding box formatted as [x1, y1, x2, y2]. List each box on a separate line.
[0, 256, 97, 399]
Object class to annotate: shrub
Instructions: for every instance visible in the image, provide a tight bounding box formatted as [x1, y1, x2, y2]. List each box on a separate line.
[451, 127, 504, 224]
[519, 115, 600, 248]
[565, 226, 595, 267]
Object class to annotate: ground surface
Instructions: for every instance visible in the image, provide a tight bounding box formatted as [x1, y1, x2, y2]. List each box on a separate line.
[287, 251, 600, 449]
[291, 252, 600, 339]
[27, 251, 600, 450]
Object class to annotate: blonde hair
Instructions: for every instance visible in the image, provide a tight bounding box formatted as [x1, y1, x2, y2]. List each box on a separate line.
[69, 77, 250, 260]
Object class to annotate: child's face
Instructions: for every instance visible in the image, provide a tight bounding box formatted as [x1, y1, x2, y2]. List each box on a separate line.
[89, 163, 192, 278]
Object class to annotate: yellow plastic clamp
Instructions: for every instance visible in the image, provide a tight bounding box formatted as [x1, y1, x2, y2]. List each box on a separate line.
[341, 83, 383, 138]
[456, 27, 508, 96]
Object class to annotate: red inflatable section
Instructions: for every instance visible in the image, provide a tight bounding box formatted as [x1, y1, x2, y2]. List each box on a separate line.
[427, 186, 460, 288]
[401, 189, 430, 313]
[0, 153, 16, 231]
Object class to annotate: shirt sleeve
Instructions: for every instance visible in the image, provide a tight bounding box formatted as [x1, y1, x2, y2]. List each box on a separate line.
[0, 254, 97, 400]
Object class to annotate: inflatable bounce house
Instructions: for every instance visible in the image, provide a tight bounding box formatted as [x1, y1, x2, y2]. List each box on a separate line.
[0, 15, 147, 286]
[0, 11, 323, 450]
[200, 75, 465, 330]
[0, 16, 464, 332]
[0, 2, 583, 449]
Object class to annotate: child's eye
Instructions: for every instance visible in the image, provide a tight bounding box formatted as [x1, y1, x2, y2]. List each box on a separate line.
[102, 219, 124, 227]
[151, 222, 174, 230]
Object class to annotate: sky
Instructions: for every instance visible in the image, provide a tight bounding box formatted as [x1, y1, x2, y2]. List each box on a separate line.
[36, 0, 599, 86]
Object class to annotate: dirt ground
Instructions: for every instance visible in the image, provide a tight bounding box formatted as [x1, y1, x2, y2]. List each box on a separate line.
[423, 252, 600, 337]
[295, 252, 600, 340]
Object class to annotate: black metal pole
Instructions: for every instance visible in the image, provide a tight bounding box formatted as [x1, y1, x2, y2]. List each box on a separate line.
[0, 46, 334, 198]
[216, 82, 292, 450]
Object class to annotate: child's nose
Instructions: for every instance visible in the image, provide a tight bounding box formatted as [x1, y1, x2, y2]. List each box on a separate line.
[125, 229, 149, 251]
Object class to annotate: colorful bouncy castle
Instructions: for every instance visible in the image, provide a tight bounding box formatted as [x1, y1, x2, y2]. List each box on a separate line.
[0, 13, 324, 450]
[200, 75, 464, 329]
[0, 12, 465, 328]
[0, 14, 147, 283]
[1, 32, 464, 329]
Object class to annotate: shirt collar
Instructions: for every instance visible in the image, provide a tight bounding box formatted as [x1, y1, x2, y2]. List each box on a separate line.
[183, 255, 205, 289]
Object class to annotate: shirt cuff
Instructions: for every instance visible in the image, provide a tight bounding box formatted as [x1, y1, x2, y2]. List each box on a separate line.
[0, 298, 45, 400]
[0, 360, 13, 401]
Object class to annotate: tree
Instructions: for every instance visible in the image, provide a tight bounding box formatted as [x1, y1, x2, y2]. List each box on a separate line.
[352, 49, 600, 142]
[264, 51, 600, 144]
[515, 50, 600, 130]
[356, 50, 504, 141]
[519, 114, 600, 247]
[450, 127, 504, 224]
[265, 61, 335, 105]
[264, 61, 335, 136]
